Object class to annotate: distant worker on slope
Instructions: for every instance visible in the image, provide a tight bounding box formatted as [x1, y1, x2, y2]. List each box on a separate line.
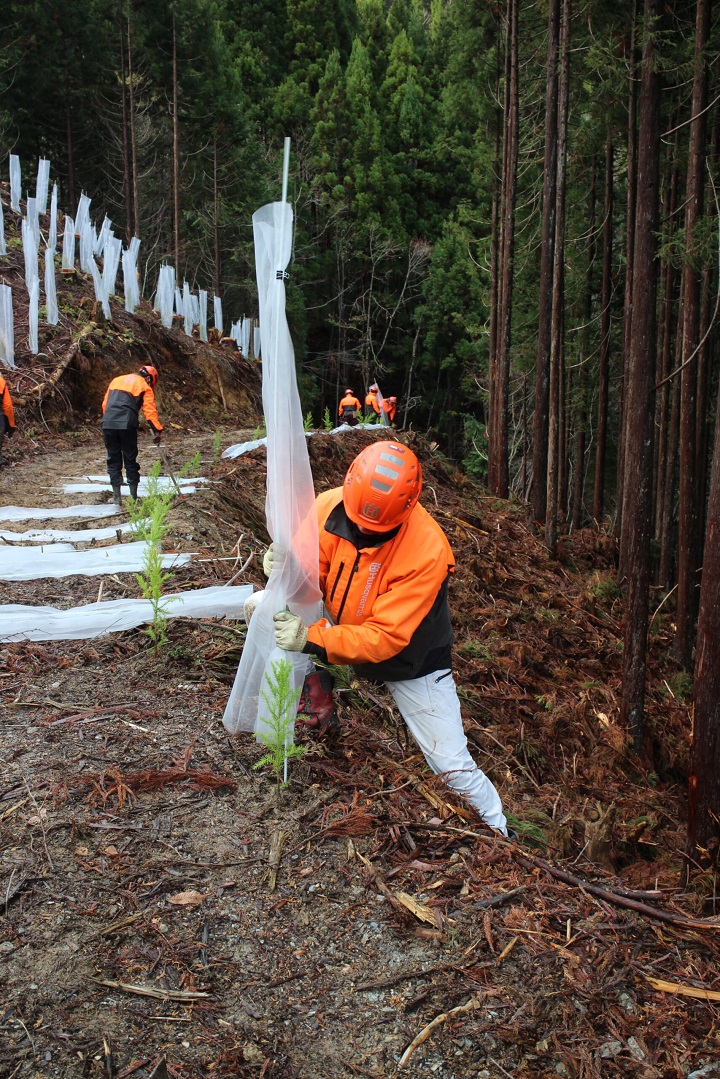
[338, 388, 361, 426]
[101, 365, 163, 504]
[263, 441, 508, 835]
[382, 395, 397, 425]
[0, 373, 16, 468]
[365, 383, 381, 420]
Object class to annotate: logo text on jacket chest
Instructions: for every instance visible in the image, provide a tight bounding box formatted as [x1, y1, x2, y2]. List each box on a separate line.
[356, 561, 383, 617]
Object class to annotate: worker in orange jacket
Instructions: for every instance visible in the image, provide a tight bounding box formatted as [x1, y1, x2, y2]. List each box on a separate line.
[338, 389, 361, 426]
[258, 441, 508, 834]
[382, 395, 397, 425]
[101, 365, 163, 503]
[365, 383, 381, 419]
[0, 374, 16, 467]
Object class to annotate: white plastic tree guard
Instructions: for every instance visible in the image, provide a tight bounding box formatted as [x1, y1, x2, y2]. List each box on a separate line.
[214, 295, 223, 335]
[0, 197, 5, 257]
[175, 286, 183, 317]
[62, 215, 75, 270]
[80, 221, 94, 275]
[95, 215, 111, 257]
[45, 248, 58, 325]
[102, 235, 122, 317]
[223, 196, 321, 739]
[156, 265, 175, 328]
[0, 503, 121, 523]
[10, 155, 21, 213]
[75, 193, 91, 237]
[254, 324, 261, 359]
[28, 276, 39, 355]
[0, 285, 14, 368]
[183, 281, 193, 336]
[0, 540, 192, 582]
[0, 583, 252, 643]
[35, 158, 50, 216]
[240, 317, 251, 356]
[122, 247, 140, 313]
[26, 197, 40, 247]
[199, 289, 208, 342]
[48, 184, 58, 253]
[22, 219, 39, 293]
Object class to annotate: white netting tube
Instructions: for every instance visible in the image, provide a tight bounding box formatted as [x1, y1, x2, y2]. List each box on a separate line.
[155, 265, 175, 328]
[28, 276, 39, 355]
[254, 324, 261, 359]
[175, 286, 183, 317]
[102, 235, 122, 317]
[0, 198, 5, 257]
[62, 216, 75, 270]
[35, 158, 51, 216]
[223, 199, 321, 737]
[0, 285, 14, 368]
[75, 193, 91, 237]
[123, 248, 139, 313]
[48, 184, 58, 253]
[45, 248, 58, 325]
[214, 295, 223, 334]
[9, 155, 21, 213]
[80, 222, 94, 274]
[22, 219, 39, 294]
[183, 281, 193, 336]
[96, 216, 111, 257]
[199, 289, 208, 342]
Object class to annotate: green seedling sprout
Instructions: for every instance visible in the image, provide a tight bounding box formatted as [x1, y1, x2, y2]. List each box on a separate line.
[253, 658, 305, 786]
[135, 498, 177, 651]
[212, 429, 223, 463]
[303, 411, 314, 432]
[323, 407, 333, 431]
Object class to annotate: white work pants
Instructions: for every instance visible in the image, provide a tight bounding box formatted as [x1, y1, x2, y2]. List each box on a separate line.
[384, 669, 508, 834]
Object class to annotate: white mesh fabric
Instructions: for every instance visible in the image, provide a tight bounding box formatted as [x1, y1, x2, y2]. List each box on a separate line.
[156, 265, 175, 328]
[26, 197, 40, 246]
[9, 155, 21, 213]
[183, 281, 193, 336]
[62, 216, 75, 270]
[48, 184, 58, 253]
[223, 201, 321, 737]
[0, 198, 5, 257]
[214, 295, 223, 334]
[35, 158, 50, 215]
[22, 219, 39, 293]
[199, 290, 208, 342]
[0, 285, 14, 368]
[28, 276, 39, 355]
[45, 248, 58, 325]
[75, 194, 91, 237]
[0, 504, 121, 523]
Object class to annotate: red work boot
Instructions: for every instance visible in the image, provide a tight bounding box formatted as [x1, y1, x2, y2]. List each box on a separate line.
[296, 670, 339, 731]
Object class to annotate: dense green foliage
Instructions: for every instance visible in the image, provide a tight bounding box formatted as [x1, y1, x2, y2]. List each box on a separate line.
[0, 0, 716, 479]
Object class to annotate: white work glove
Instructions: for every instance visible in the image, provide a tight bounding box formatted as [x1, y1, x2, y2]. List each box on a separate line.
[262, 542, 285, 578]
[243, 589, 265, 624]
[273, 610, 308, 652]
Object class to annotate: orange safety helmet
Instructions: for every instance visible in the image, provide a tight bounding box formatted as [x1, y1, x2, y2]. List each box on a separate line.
[369, 383, 378, 392]
[343, 441, 422, 532]
[139, 365, 159, 387]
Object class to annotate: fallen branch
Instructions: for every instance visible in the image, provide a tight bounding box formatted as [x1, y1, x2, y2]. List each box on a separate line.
[14, 325, 96, 405]
[645, 975, 720, 1003]
[514, 850, 720, 932]
[91, 977, 210, 1001]
[399, 996, 482, 1068]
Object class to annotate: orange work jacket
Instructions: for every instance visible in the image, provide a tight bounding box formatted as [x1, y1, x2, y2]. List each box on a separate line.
[0, 375, 15, 432]
[304, 488, 455, 681]
[101, 373, 163, 432]
[338, 394, 361, 417]
[382, 399, 397, 423]
[365, 391, 380, 415]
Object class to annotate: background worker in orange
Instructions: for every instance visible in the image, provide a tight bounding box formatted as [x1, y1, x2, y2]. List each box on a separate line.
[100, 365, 163, 503]
[382, 395, 397, 425]
[264, 441, 508, 834]
[338, 388, 361, 426]
[365, 383, 381, 419]
[0, 373, 16, 468]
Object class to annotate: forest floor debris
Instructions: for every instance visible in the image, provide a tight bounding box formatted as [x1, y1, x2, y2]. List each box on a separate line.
[1, 428, 718, 1078]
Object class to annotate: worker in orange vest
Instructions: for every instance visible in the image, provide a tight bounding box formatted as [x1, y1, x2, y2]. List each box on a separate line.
[382, 396, 397, 425]
[338, 388, 361, 426]
[260, 442, 509, 834]
[0, 373, 16, 467]
[101, 366, 163, 504]
[365, 383, 381, 419]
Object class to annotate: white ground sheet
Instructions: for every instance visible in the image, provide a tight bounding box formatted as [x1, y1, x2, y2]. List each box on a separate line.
[0, 524, 132, 545]
[62, 483, 198, 495]
[73, 475, 210, 485]
[0, 540, 192, 581]
[0, 584, 252, 642]
[0, 504, 122, 523]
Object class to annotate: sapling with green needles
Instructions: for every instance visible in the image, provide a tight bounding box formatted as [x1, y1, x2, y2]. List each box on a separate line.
[135, 498, 176, 651]
[253, 658, 305, 786]
[212, 429, 222, 463]
[127, 460, 176, 540]
[323, 407, 333, 431]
